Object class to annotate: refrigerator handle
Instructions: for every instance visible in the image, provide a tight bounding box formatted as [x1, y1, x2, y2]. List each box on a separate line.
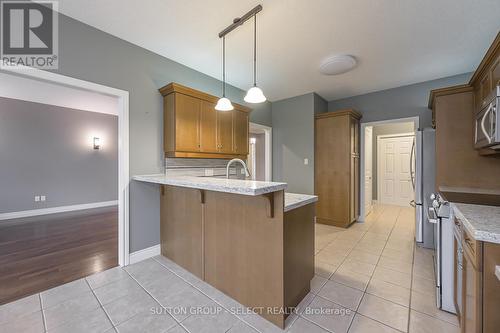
[410, 137, 415, 190]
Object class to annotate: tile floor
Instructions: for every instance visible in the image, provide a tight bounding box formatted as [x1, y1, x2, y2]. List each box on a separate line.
[0, 204, 459, 333]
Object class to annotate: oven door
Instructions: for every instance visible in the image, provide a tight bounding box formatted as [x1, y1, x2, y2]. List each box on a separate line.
[475, 102, 495, 149]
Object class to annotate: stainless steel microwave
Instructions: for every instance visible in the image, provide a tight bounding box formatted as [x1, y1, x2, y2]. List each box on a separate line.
[475, 86, 499, 149]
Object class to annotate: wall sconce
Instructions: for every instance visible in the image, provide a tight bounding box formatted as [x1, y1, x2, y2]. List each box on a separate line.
[93, 137, 101, 150]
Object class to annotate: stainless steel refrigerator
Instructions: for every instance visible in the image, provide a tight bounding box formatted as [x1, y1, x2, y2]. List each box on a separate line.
[412, 128, 435, 249]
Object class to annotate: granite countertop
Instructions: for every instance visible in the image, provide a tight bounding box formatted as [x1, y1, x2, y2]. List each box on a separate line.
[284, 193, 318, 212]
[451, 202, 500, 244]
[133, 174, 287, 196]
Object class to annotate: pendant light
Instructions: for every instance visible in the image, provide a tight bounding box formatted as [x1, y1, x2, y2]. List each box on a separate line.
[215, 36, 234, 111]
[244, 14, 266, 104]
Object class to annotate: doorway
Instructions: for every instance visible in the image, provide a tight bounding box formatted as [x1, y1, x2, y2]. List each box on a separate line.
[0, 69, 129, 303]
[360, 117, 419, 221]
[248, 122, 272, 181]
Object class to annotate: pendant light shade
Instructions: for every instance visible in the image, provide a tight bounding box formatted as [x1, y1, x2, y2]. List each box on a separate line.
[216, 36, 234, 111]
[244, 86, 266, 103]
[215, 97, 234, 111]
[245, 14, 266, 104]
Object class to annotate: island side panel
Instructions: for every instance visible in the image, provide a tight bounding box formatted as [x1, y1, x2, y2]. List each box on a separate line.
[283, 203, 315, 312]
[160, 185, 204, 278]
[203, 190, 286, 328]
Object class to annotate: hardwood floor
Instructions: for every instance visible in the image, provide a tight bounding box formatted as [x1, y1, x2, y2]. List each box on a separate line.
[0, 206, 118, 305]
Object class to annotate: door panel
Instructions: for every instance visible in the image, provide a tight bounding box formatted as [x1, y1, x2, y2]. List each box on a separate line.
[364, 127, 373, 215]
[217, 111, 233, 154]
[200, 101, 218, 153]
[233, 110, 249, 155]
[175, 93, 201, 151]
[379, 135, 415, 206]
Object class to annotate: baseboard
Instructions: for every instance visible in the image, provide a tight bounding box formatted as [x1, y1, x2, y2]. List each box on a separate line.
[129, 244, 161, 264]
[0, 200, 118, 221]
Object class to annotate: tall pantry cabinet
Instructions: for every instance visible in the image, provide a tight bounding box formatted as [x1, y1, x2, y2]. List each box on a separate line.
[315, 109, 362, 228]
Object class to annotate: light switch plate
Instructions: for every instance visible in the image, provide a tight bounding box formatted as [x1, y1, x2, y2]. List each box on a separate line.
[34, 196, 40, 202]
[204, 169, 214, 177]
[240, 169, 245, 175]
[495, 265, 500, 282]
[40, 195, 46, 202]
[304, 158, 309, 165]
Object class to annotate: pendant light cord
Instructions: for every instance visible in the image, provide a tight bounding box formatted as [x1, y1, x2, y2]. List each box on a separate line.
[222, 36, 226, 97]
[253, 14, 257, 87]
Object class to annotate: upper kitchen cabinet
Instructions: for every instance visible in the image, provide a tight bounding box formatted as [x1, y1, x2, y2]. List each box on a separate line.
[233, 110, 249, 155]
[159, 83, 251, 159]
[200, 101, 218, 153]
[428, 32, 500, 199]
[470, 33, 500, 112]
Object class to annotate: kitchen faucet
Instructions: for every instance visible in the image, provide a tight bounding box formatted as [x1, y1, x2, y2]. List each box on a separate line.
[226, 158, 251, 179]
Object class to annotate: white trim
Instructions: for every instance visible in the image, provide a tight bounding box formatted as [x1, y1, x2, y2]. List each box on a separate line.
[249, 122, 273, 181]
[0, 201, 118, 221]
[376, 133, 415, 206]
[2, 66, 130, 266]
[376, 132, 415, 139]
[129, 244, 161, 264]
[359, 116, 419, 221]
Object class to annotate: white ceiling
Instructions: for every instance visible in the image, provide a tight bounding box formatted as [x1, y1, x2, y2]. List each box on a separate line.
[57, 0, 500, 102]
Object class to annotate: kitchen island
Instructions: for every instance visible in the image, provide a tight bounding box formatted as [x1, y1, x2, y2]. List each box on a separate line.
[133, 174, 317, 328]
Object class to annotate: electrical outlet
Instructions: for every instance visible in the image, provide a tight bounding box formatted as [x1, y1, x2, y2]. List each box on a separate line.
[240, 168, 245, 175]
[34, 196, 40, 202]
[204, 169, 214, 177]
[304, 158, 309, 165]
[40, 195, 46, 202]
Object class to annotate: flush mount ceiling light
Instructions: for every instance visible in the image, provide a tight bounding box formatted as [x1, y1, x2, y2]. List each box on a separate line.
[216, 5, 265, 109]
[319, 55, 357, 75]
[215, 36, 234, 111]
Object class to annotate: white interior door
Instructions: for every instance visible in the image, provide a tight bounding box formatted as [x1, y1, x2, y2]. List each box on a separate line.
[378, 134, 415, 206]
[364, 126, 373, 215]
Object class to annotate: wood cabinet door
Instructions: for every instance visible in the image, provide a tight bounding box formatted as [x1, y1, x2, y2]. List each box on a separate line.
[462, 251, 482, 333]
[453, 236, 461, 323]
[491, 54, 500, 89]
[350, 117, 359, 155]
[160, 185, 204, 279]
[483, 242, 500, 333]
[478, 72, 492, 109]
[233, 110, 249, 156]
[217, 111, 234, 154]
[315, 115, 350, 226]
[175, 93, 201, 152]
[200, 101, 218, 153]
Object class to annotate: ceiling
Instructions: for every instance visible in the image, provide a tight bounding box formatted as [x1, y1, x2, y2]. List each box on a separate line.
[57, 0, 500, 102]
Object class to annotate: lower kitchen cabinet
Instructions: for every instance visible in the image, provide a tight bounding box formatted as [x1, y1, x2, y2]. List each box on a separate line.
[159, 185, 315, 329]
[160, 185, 204, 278]
[454, 217, 500, 333]
[483, 242, 500, 333]
[462, 248, 482, 333]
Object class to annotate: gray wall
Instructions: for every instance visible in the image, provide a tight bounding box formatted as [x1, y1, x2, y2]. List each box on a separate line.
[371, 122, 415, 200]
[328, 73, 472, 128]
[271, 92, 327, 194]
[0, 97, 118, 213]
[16, 12, 272, 252]
[272, 93, 312, 194]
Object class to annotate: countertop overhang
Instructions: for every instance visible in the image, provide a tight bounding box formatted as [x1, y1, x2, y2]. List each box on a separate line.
[451, 202, 500, 244]
[284, 193, 318, 212]
[133, 174, 287, 196]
